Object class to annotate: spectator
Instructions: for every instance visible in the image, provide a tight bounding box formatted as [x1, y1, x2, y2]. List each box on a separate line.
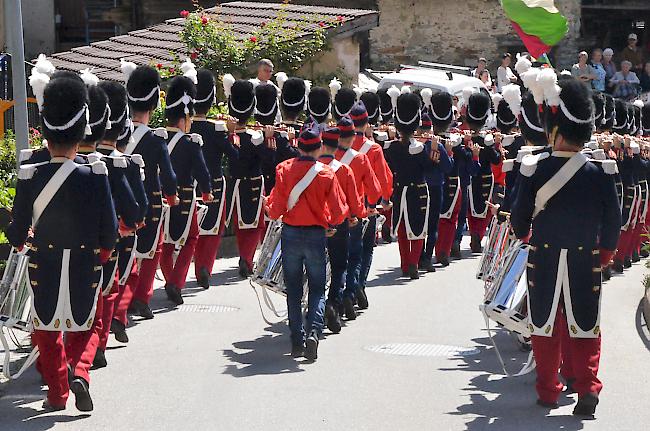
[640, 61, 650, 94]
[602, 48, 617, 91]
[571, 51, 597, 84]
[478, 69, 494, 92]
[473, 58, 492, 87]
[610, 60, 640, 100]
[590, 48, 607, 92]
[257, 58, 275, 85]
[496, 53, 517, 92]
[621, 33, 644, 74]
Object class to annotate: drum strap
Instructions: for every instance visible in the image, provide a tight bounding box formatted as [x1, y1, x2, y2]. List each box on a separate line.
[32, 159, 78, 227]
[328, 158, 343, 173]
[287, 162, 325, 211]
[482, 311, 536, 378]
[533, 152, 587, 219]
[340, 148, 358, 166]
[124, 124, 150, 155]
[167, 131, 185, 155]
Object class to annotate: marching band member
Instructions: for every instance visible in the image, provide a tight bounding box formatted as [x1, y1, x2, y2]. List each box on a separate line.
[319, 125, 364, 333]
[96, 81, 148, 346]
[349, 101, 393, 307]
[336, 115, 381, 319]
[223, 76, 274, 277]
[511, 76, 620, 416]
[7, 77, 117, 411]
[383, 92, 431, 278]
[266, 128, 349, 360]
[160, 74, 213, 305]
[192, 68, 239, 289]
[331, 80, 356, 121]
[123, 63, 178, 320]
[462, 90, 499, 254]
[307, 86, 332, 126]
[419, 90, 454, 271]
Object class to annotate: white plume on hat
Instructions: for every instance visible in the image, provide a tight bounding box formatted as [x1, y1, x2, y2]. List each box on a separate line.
[120, 59, 137, 82]
[275, 72, 288, 90]
[400, 85, 411, 94]
[387, 85, 400, 111]
[34, 54, 56, 76]
[501, 84, 522, 117]
[491, 93, 503, 110]
[514, 53, 532, 75]
[304, 80, 312, 109]
[248, 78, 260, 89]
[420, 87, 433, 110]
[222, 73, 235, 98]
[29, 70, 50, 111]
[180, 58, 198, 84]
[462, 86, 477, 108]
[80, 68, 100, 87]
[353, 84, 364, 100]
[537, 67, 561, 107]
[560, 69, 572, 76]
[521, 67, 544, 105]
[329, 77, 342, 101]
[633, 99, 644, 108]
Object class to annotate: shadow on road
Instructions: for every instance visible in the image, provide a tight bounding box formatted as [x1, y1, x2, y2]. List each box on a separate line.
[444, 334, 587, 431]
[221, 322, 305, 377]
[635, 299, 650, 352]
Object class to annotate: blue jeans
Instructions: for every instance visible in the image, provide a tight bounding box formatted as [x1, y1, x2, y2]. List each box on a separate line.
[345, 220, 363, 299]
[281, 225, 327, 345]
[423, 183, 442, 260]
[359, 215, 377, 289]
[454, 185, 469, 243]
[327, 220, 349, 306]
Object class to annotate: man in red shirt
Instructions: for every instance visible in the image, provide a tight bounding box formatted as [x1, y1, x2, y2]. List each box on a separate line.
[319, 126, 364, 333]
[267, 128, 348, 360]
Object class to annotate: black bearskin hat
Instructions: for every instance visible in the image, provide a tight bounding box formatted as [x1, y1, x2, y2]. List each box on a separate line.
[50, 70, 84, 83]
[84, 85, 110, 144]
[254, 83, 279, 125]
[519, 91, 547, 146]
[630, 104, 640, 136]
[429, 91, 453, 131]
[41, 77, 89, 147]
[394, 93, 421, 136]
[116, 120, 132, 152]
[332, 87, 357, 121]
[613, 99, 629, 134]
[228, 79, 255, 123]
[465, 91, 491, 129]
[592, 92, 605, 131]
[377, 88, 393, 124]
[360, 91, 380, 125]
[98, 81, 128, 142]
[307, 87, 331, 124]
[194, 68, 216, 115]
[543, 77, 594, 145]
[602, 93, 615, 131]
[642, 102, 650, 135]
[165, 76, 196, 123]
[496, 100, 517, 134]
[126, 65, 161, 113]
[281, 77, 306, 118]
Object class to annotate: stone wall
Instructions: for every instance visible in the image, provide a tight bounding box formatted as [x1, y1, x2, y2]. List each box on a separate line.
[298, 36, 361, 85]
[369, 0, 581, 71]
[22, 0, 56, 59]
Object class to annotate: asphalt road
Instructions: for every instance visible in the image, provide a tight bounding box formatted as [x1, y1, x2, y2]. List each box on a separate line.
[1, 238, 649, 430]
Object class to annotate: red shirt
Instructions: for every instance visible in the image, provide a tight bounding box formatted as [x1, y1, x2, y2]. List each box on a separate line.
[268, 157, 348, 228]
[335, 147, 382, 205]
[352, 135, 393, 201]
[319, 154, 366, 219]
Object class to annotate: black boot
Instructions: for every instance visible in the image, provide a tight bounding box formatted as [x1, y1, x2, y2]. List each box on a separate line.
[470, 233, 482, 253]
[305, 332, 319, 361]
[564, 378, 576, 394]
[381, 224, 392, 244]
[343, 297, 357, 320]
[612, 260, 624, 273]
[164, 283, 184, 306]
[438, 254, 450, 267]
[197, 266, 210, 289]
[573, 392, 599, 417]
[70, 377, 94, 412]
[291, 343, 305, 358]
[419, 257, 436, 272]
[536, 399, 559, 409]
[602, 266, 611, 282]
[110, 318, 129, 343]
[632, 250, 640, 263]
[238, 258, 252, 278]
[356, 288, 369, 309]
[408, 264, 419, 280]
[450, 241, 461, 259]
[131, 299, 154, 319]
[624, 256, 632, 268]
[325, 303, 342, 334]
[91, 349, 107, 370]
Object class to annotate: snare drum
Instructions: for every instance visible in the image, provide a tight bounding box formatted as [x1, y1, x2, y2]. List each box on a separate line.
[251, 219, 286, 295]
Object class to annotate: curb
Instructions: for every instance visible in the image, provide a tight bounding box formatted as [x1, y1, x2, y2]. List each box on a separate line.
[644, 284, 650, 328]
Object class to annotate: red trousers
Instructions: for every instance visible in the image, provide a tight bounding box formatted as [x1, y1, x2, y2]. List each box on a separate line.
[396, 222, 424, 271]
[160, 211, 199, 289]
[435, 189, 462, 259]
[531, 307, 602, 403]
[193, 208, 226, 279]
[381, 206, 392, 231]
[133, 227, 164, 304]
[614, 227, 637, 263]
[115, 260, 138, 326]
[234, 212, 266, 269]
[97, 282, 120, 351]
[33, 328, 95, 406]
[467, 213, 491, 237]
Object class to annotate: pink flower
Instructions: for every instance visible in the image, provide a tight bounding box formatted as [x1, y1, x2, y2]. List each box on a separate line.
[337, 15, 344, 21]
[260, 21, 266, 27]
[169, 67, 175, 74]
[190, 51, 198, 60]
[156, 63, 163, 69]
[180, 10, 189, 18]
[249, 36, 257, 43]
[318, 21, 325, 27]
[201, 16, 209, 25]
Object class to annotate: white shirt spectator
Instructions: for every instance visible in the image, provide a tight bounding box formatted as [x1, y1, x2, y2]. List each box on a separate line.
[497, 66, 516, 93]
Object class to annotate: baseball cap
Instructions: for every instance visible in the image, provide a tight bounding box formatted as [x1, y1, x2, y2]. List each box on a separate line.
[629, 33, 638, 40]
